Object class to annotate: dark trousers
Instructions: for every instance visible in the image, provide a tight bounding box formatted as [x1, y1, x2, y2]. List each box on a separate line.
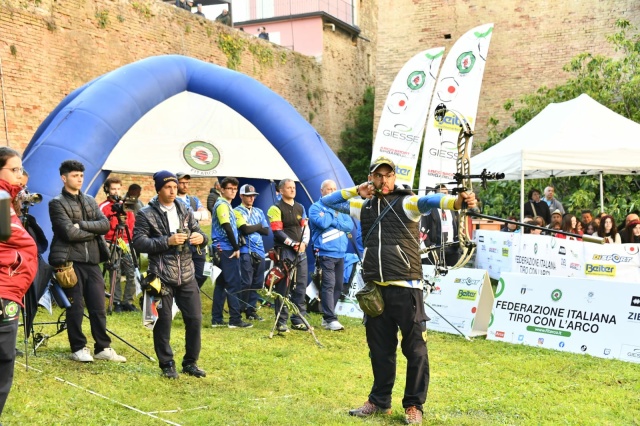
[274, 249, 307, 326]
[64, 263, 111, 353]
[240, 253, 265, 314]
[154, 278, 202, 368]
[192, 249, 207, 288]
[211, 250, 242, 324]
[320, 256, 344, 323]
[366, 285, 429, 411]
[108, 244, 136, 305]
[0, 314, 19, 416]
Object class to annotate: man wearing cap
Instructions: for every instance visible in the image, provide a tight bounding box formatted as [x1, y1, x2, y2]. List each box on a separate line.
[176, 172, 210, 288]
[132, 170, 208, 379]
[548, 209, 563, 233]
[234, 184, 270, 321]
[309, 179, 353, 331]
[210, 177, 253, 329]
[320, 156, 476, 425]
[267, 179, 311, 332]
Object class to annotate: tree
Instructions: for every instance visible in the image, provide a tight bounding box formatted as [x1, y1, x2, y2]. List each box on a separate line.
[338, 86, 374, 184]
[476, 19, 640, 225]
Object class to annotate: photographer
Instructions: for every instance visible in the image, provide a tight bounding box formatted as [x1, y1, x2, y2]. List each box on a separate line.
[0, 147, 38, 418]
[99, 177, 137, 312]
[132, 171, 208, 379]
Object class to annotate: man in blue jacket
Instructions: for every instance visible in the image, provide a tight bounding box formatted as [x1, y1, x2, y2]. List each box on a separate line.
[309, 179, 353, 331]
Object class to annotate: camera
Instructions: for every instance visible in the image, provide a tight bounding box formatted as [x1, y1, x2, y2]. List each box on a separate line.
[16, 188, 43, 206]
[110, 195, 138, 215]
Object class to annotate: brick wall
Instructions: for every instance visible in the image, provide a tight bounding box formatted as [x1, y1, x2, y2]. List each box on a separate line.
[374, 0, 640, 147]
[0, 0, 375, 203]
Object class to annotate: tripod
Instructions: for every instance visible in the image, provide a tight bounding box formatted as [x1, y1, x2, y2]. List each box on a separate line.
[103, 214, 139, 314]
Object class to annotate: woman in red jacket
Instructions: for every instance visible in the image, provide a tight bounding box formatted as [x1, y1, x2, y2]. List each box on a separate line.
[0, 147, 38, 418]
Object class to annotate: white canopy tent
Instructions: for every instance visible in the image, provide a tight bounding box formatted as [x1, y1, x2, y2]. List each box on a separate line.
[471, 94, 640, 216]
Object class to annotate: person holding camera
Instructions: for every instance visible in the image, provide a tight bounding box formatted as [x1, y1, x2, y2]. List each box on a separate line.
[0, 147, 38, 418]
[234, 184, 270, 322]
[210, 177, 253, 329]
[49, 160, 126, 363]
[99, 177, 137, 313]
[132, 171, 208, 379]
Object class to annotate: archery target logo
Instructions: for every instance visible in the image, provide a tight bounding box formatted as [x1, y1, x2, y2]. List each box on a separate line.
[387, 92, 409, 114]
[437, 77, 459, 102]
[183, 141, 221, 172]
[456, 52, 476, 74]
[407, 71, 426, 90]
[551, 289, 563, 302]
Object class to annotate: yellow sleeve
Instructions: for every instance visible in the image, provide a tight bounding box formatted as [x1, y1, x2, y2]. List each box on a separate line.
[216, 203, 232, 225]
[234, 209, 246, 227]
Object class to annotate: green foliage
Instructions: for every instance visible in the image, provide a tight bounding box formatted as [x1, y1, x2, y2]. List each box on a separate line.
[248, 43, 274, 68]
[131, 2, 152, 19]
[217, 33, 246, 70]
[9, 44, 16, 56]
[95, 9, 109, 29]
[337, 86, 375, 183]
[478, 19, 640, 224]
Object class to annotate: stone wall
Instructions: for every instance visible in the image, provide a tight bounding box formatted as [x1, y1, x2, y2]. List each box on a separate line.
[375, 0, 640, 146]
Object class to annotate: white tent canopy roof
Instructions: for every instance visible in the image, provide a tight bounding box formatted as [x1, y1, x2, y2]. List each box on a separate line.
[471, 94, 640, 180]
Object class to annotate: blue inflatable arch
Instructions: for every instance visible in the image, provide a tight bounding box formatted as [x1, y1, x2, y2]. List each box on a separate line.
[23, 55, 354, 247]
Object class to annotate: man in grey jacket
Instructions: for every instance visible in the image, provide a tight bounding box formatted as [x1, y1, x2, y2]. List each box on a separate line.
[49, 160, 125, 363]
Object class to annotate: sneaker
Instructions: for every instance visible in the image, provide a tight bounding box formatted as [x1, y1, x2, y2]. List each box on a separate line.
[321, 319, 328, 327]
[161, 362, 178, 379]
[228, 320, 253, 329]
[94, 348, 127, 362]
[349, 400, 391, 417]
[122, 303, 139, 312]
[404, 406, 422, 424]
[71, 347, 94, 362]
[276, 324, 290, 333]
[291, 323, 309, 331]
[323, 320, 345, 331]
[246, 312, 264, 321]
[211, 320, 228, 328]
[113, 303, 123, 313]
[182, 363, 206, 378]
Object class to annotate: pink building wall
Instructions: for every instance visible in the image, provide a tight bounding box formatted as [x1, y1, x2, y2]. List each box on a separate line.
[240, 17, 324, 57]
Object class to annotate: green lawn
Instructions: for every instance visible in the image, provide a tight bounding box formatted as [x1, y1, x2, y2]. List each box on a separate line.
[4, 277, 639, 426]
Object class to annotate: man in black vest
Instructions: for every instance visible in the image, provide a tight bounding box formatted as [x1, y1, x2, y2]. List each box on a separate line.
[320, 157, 476, 425]
[267, 179, 310, 332]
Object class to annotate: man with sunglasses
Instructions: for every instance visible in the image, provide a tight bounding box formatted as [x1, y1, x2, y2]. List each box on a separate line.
[321, 156, 476, 425]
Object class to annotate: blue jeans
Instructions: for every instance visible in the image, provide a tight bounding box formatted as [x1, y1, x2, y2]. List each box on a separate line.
[211, 250, 242, 324]
[320, 256, 344, 323]
[240, 253, 265, 314]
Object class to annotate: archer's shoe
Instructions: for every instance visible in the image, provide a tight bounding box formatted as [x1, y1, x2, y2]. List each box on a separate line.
[113, 303, 123, 313]
[71, 347, 94, 362]
[161, 362, 178, 379]
[349, 400, 392, 417]
[276, 324, 290, 333]
[122, 303, 139, 312]
[404, 406, 423, 424]
[182, 363, 206, 378]
[94, 348, 126, 362]
[211, 320, 228, 328]
[246, 312, 264, 321]
[228, 320, 253, 329]
[323, 320, 345, 331]
[291, 323, 309, 331]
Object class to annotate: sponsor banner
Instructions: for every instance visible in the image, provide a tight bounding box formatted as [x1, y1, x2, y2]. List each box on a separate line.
[419, 23, 494, 190]
[373, 47, 445, 187]
[423, 266, 494, 337]
[475, 230, 640, 282]
[474, 230, 515, 279]
[488, 272, 640, 363]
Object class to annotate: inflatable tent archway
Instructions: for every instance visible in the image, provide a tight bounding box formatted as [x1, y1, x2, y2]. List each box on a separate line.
[23, 55, 353, 248]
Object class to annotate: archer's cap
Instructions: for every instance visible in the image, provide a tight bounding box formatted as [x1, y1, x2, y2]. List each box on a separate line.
[239, 184, 259, 196]
[370, 156, 396, 173]
[176, 172, 191, 180]
[551, 209, 562, 216]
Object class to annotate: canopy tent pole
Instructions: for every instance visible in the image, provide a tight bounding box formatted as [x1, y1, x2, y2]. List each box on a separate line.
[520, 152, 525, 222]
[599, 171, 604, 213]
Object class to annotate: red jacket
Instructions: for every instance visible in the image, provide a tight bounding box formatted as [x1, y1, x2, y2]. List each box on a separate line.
[0, 181, 38, 306]
[99, 199, 135, 243]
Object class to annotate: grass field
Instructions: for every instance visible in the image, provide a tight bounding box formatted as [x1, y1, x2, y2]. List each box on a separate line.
[4, 275, 640, 426]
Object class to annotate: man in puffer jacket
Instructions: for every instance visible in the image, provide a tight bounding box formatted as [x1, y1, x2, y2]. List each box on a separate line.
[49, 160, 125, 363]
[132, 170, 208, 379]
